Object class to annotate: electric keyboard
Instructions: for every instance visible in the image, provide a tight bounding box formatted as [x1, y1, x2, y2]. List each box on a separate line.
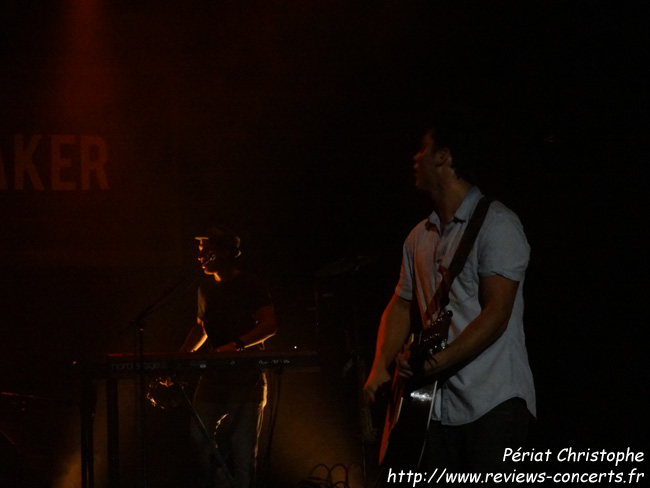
[106, 349, 319, 377]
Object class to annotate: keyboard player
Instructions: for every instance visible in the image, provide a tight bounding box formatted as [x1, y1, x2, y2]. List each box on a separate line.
[175, 224, 277, 488]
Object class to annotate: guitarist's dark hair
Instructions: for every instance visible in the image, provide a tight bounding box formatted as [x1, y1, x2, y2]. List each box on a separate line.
[427, 110, 481, 185]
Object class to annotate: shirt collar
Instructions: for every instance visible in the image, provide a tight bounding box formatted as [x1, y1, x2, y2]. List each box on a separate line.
[426, 186, 483, 229]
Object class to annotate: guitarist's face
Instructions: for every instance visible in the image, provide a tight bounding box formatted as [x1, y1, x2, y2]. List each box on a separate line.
[413, 133, 452, 195]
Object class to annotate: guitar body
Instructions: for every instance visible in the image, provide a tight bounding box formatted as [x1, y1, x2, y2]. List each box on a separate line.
[379, 373, 438, 467]
[378, 310, 452, 468]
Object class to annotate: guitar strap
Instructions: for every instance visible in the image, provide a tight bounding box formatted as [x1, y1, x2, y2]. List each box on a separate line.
[423, 196, 493, 328]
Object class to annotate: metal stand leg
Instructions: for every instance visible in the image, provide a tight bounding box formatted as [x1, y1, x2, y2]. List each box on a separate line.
[106, 378, 120, 488]
[80, 377, 96, 488]
[172, 374, 235, 488]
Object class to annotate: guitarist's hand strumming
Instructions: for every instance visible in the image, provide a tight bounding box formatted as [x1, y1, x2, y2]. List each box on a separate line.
[395, 349, 413, 379]
[363, 366, 392, 404]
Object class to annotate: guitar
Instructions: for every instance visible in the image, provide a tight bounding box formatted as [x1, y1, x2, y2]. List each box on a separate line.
[378, 310, 452, 467]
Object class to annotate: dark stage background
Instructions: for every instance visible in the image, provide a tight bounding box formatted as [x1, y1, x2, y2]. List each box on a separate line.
[1, 1, 647, 487]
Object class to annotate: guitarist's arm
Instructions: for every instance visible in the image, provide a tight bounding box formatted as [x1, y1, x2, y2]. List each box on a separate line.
[363, 294, 412, 403]
[422, 274, 519, 377]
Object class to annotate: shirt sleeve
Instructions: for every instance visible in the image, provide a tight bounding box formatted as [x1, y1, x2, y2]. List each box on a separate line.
[477, 204, 530, 282]
[395, 227, 419, 301]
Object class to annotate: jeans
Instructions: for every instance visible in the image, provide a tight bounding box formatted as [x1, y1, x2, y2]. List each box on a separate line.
[422, 397, 533, 473]
[191, 374, 267, 488]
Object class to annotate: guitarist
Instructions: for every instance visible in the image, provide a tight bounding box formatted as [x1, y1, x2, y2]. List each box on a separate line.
[364, 113, 536, 481]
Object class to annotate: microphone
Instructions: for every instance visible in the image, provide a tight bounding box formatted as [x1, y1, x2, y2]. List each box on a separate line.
[199, 254, 216, 269]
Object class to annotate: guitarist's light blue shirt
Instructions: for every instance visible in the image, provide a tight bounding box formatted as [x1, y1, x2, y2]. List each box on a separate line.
[396, 186, 536, 425]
